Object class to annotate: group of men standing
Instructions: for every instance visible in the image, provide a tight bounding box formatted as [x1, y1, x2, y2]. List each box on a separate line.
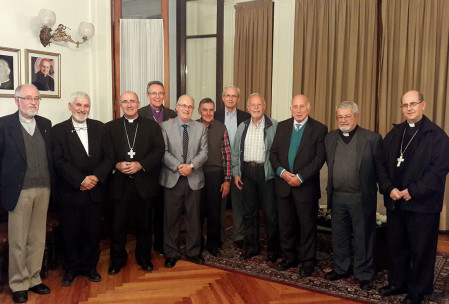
[0, 82, 448, 304]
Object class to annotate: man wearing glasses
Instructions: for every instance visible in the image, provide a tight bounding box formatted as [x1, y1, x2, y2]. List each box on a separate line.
[0, 84, 53, 303]
[323, 101, 383, 291]
[160, 95, 208, 268]
[378, 90, 449, 304]
[106, 91, 165, 276]
[138, 81, 177, 254]
[215, 85, 250, 249]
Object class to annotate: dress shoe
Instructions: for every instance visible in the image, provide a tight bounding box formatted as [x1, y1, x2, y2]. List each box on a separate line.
[401, 294, 424, 304]
[12, 291, 28, 303]
[165, 257, 178, 268]
[233, 239, 244, 249]
[108, 264, 123, 275]
[275, 259, 298, 271]
[208, 247, 221, 257]
[299, 265, 314, 278]
[62, 272, 76, 286]
[29, 283, 50, 294]
[267, 253, 279, 264]
[83, 269, 102, 282]
[139, 262, 154, 272]
[379, 284, 407, 297]
[324, 270, 350, 281]
[239, 251, 258, 260]
[187, 255, 205, 265]
[359, 280, 373, 290]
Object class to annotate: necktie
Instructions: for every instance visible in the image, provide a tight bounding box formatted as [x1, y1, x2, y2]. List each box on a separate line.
[182, 124, 189, 163]
[295, 123, 301, 131]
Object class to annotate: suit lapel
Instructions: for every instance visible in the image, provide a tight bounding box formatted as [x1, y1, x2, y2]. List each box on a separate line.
[8, 115, 27, 161]
[356, 130, 367, 171]
[66, 119, 89, 157]
[296, 119, 311, 157]
[327, 131, 338, 173]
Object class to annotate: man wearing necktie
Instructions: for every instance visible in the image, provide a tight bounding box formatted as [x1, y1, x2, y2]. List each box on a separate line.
[159, 95, 208, 268]
[269, 94, 327, 277]
[52, 91, 114, 286]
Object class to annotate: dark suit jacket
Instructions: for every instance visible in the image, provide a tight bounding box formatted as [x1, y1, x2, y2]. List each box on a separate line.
[214, 109, 251, 127]
[269, 117, 327, 201]
[325, 127, 383, 212]
[0, 112, 54, 211]
[106, 116, 165, 199]
[138, 105, 177, 122]
[52, 118, 114, 206]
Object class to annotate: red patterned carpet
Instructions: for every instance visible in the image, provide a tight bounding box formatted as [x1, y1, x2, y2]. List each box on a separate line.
[204, 229, 449, 304]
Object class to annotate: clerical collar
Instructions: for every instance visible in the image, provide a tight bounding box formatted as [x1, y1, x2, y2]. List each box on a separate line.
[339, 125, 358, 143]
[124, 115, 139, 123]
[407, 118, 423, 129]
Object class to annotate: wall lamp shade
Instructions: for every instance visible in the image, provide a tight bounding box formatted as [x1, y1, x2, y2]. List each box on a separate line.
[38, 9, 95, 47]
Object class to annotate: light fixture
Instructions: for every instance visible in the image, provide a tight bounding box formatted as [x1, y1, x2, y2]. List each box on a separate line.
[38, 9, 95, 47]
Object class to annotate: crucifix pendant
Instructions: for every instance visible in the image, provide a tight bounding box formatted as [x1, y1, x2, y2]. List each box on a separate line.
[397, 154, 404, 167]
[128, 148, 136, 159]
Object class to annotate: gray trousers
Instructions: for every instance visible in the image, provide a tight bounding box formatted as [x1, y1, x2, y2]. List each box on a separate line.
[8, 187, 50, 292]
[331, 192, 376, 281]
[231, 181, 245, 242]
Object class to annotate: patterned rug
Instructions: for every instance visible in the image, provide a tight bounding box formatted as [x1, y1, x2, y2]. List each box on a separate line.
[203, 228, 449, 304]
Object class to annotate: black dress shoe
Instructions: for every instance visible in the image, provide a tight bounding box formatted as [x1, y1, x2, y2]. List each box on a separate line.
[233, 239, 244, 249]
[401, 294, 424, 304]
[187, 255, 205, 265]
[165, 257, 178, 268]
[379, 284, 407, 297]
[12, 291, 28, 303]
[239, 251, 258, 260]
[29, 283, 50, 294]
[83, 269, 102, 282]
[359, 280, 373, 290]
[208, 247, 221, 257]
[275, 259, 298, 271]
[267, 253, 279, 264]
[139, 261, 154, 272]
[108, 264, 123, 275]
[299, 265, 314, 277]
[324, 270, 350, 281]
[62, 272, 76, 286]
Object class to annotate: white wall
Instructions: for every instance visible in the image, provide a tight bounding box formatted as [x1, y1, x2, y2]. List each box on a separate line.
[0, 0, 113, 124]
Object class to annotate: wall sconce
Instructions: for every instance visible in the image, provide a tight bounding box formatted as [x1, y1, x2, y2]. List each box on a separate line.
[38, 9, 95, 47]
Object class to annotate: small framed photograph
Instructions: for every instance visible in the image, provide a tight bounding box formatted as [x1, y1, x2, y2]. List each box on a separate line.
[0, 46, 21, 97]
[25, 49, 61, 98]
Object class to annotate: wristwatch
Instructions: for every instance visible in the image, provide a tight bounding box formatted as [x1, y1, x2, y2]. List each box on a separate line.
[190, 163, 194, 169]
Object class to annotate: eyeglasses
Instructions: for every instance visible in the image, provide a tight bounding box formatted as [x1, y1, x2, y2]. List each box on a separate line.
[337, 115, 353, 120]
[120, 99, 138, 105]
[224, 95, 238, 99]
[400, 101, 423, 109]
[148, 92, 165, 96]
[17, 96, 41, 102]
[177, 104, 194, 110]
[291, 105, 307, 111]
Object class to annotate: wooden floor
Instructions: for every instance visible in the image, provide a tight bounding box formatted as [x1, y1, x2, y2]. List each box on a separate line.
[1, 233, 448, 304]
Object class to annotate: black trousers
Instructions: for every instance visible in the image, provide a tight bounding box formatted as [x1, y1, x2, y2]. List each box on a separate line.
[110, 178, 154, 267]
[386, 208, 439, 295]
[201, 169, 224, 250]
[59, 200, 101, 273]
[153, 189, 164, 253]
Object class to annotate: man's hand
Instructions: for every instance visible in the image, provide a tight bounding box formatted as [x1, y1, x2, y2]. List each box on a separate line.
[399, 189, 412, 201]
[289, 175, 302, 187]
[390, 188, 402, 200]
[281, 171, 302, 187]
[178, 164, 193, 176]
[116, 161, 143, 175]
[80, 175, 99, 191]
[234, 176, 243, 190]
[221, 181, 230, 198]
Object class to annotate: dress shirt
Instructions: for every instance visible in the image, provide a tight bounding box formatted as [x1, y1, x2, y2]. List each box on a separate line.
[152, 107, 163, 124]
[224, 108, 238, 146]
[73, 119, 89, 155]
[178, 119, 190, 136]
[244, 116, 265, 163]
[19, 113, 36, 135]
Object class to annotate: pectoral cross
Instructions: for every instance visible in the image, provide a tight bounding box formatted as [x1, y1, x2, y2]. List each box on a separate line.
[128, 148, 135, 159]
[396, 154, 404, 167]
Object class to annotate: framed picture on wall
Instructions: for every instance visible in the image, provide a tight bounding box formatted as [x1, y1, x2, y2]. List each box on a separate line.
[25, 49, 61, 98]
[0, 46, 21, 97]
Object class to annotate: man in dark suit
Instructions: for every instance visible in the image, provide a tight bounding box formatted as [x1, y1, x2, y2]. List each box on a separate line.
[52, 91, 114, 286]
[378, 90, 449, 304]
[137, 80, 176, 254]
[106, 91, 165, 275]
[0, 84, 54, 303]
[32, 59, 54, 91]
[160, 95, 208, 268]
[214, 85, 250, 248]
[323, 101, 383, 290]
[269, 94, 327, 277]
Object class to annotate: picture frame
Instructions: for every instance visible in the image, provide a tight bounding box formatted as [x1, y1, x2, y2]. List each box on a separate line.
[0, 46, 21, 97]
[25, 49, 61, 98]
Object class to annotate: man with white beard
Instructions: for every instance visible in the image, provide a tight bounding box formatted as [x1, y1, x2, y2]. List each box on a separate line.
[0, 84, 53, 303]
[52, 92, 113, 286]
[323, 101, 384, 291]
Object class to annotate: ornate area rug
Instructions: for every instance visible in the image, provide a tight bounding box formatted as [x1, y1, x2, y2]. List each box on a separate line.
[203, 228, 449, 304]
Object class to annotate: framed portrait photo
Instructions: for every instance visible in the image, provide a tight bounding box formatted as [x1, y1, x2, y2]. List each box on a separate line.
[0, 46, 21, 97]
[25, 49, 61, 98]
